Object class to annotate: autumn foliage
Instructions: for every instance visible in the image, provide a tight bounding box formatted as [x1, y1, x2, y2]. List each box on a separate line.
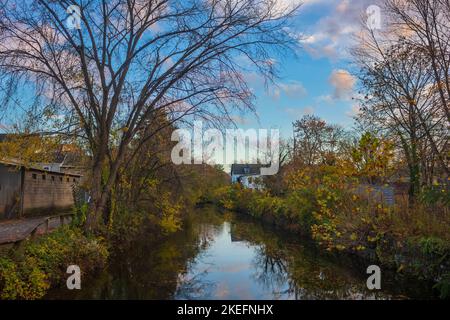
[209, 129, 450, 298]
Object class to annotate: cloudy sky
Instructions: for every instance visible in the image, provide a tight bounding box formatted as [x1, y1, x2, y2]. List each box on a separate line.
[0, 0, 381, 139]
[238, 0, 381, 138]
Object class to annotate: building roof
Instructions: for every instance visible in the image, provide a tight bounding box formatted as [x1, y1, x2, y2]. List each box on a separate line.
[0, 158, 82, 177]
[230, 164, 262, 175]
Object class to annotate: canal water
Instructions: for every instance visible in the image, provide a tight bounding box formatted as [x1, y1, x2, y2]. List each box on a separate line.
[47, 206, 432, 299]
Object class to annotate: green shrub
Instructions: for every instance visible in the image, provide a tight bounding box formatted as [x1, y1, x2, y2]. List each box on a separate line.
[210, 181, 450, 299]
[420, 185, 450, 207]
[0, 226, 108, 300]
[0, 256, 49, 300]
[285, 190, 316, 232]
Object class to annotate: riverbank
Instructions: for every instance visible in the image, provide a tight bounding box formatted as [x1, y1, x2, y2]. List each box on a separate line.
[1, 187, 447, 300]
[0, 225, 108, 299]
[204, 184, 450, 299]
[0, 200, 195, 300]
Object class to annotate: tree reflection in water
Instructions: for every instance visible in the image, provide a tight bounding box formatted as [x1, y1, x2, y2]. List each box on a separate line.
[46, 206, 432, 300]
[232, 219, 388, 299]
[231, 218, 429, 300]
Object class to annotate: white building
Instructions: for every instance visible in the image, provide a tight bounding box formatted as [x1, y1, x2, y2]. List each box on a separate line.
[230, 164, 264, 189]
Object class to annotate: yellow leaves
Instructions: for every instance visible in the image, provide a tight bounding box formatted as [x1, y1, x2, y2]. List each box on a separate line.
[350, 233, 358, 241]
[160, 213, 182, 234]
[407, 99, 417, 106]
[1, 226, 108, 299]
[312, 212, 322, 221]
[0, 134, 61, 166]
[156, 192, 182, 235]
[285, 168, 312, 190]
[350, 132, 394, 181]
[221, 199, 235, 210]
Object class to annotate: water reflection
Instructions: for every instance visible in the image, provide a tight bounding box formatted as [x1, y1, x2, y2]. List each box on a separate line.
[46, 206, 432, 300]
[176, 219, 387, 300]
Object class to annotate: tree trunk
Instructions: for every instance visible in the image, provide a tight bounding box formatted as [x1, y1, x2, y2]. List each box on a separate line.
[408, 134, 421, 204]
[84, 142, 127, 233]
[408, 162, 421, 203]
[84, 133, 110, 233]
[84, 161, 109, 232]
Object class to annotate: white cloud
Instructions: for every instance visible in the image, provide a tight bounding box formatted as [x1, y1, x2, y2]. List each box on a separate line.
[317, 94, 334, 104]
[346, 104, 361, 117]
[336, 0, 350, 13]
[329, 69, 355, 100]
[301, 0, 329, 6]
[299, 0, 381, 61]
[271, 81, 307, 100]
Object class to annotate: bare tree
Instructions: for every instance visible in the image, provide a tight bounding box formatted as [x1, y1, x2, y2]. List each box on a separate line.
[262, 137, 290, 195]
[0, 0, 300, 231]
[353, 23, 448, 199]
[385, 0, 450, 122]
[293, 115, 347, 166]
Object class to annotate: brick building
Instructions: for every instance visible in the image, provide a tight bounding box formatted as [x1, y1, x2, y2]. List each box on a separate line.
[0, 159, 81, 220]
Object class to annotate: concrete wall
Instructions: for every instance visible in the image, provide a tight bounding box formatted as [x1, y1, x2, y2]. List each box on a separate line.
[22, 169, 80, 214]
[0, 164, 21, 219]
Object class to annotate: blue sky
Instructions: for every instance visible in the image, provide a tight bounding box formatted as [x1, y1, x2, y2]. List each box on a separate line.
[0, 0, 381, 139]
[235, 0, 380, 139]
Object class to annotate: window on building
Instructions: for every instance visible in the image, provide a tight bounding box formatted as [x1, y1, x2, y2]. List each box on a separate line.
[59, 177, 63, 182]
[32, 174, 37, 180]
[42, 174, 46, 180]
[51, 176, 55, 182]
[67, 178, 70, 182]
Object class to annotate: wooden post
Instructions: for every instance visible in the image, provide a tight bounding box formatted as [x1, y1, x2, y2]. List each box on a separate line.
[12, 240, 21, 250]
[31, 227, 37, 240]
[19, 166, 25, 218]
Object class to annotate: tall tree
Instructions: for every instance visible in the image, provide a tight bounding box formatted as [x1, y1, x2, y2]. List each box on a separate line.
[385, 0, 450, 122]
[353, 17, 448, 199]
[293, 115, 347, 166]
[0, 0, 299, 231]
